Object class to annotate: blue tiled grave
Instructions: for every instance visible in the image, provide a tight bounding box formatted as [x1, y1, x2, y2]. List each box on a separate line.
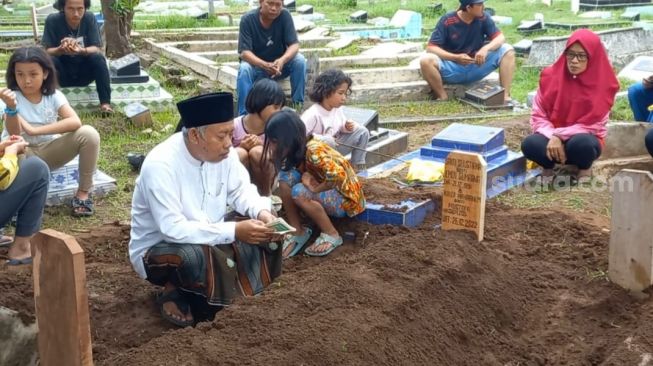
[357, 123, 540, 227]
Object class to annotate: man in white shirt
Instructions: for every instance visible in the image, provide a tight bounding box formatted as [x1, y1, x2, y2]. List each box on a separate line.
[129, 92, 281, 327]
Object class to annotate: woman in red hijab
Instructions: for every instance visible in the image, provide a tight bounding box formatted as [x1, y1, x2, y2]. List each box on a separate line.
[521, 29, 619, 183]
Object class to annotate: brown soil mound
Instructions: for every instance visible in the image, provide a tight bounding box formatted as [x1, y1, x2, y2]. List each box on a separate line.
[362, 177, 442, 205]
[2, 203, 653, 365]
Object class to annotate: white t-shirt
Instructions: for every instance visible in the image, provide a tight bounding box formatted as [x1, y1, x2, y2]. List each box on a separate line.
[0, 90, 69, 145]
[300, 103, 348, 138]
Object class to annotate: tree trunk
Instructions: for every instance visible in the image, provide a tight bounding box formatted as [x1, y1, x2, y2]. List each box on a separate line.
[100, 0, 132, 58]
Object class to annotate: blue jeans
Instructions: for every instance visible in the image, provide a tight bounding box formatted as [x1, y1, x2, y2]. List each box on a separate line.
[236, 53, 307, 116]
[628, 81, 653, 122]
[439, 43, 513, 84]
[0, 156, 49, 237]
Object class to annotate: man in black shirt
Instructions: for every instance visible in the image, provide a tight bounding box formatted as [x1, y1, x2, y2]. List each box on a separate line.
[237, 0, 306, 115]
[43, 0, 112, 113]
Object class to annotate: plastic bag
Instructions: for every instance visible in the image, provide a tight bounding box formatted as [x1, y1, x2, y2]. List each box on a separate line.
[405, 159, 445, 182]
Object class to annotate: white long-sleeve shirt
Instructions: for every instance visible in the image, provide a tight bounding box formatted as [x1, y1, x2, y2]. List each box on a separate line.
[129, 133, 271, 279]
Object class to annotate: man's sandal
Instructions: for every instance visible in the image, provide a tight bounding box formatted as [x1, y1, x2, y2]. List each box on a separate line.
[282, 227, 312, 258]
[305, 232, 343, 257]
[156, 289, 194, 327]
[72, 197, 94, 217]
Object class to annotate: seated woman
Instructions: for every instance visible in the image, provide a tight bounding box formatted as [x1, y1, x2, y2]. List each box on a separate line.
[1, 46, 100, 216]
[262, 110, 365, 258]
[521, 29, 619, 183]
[0, 135, 49, 265]
[233, 78, 285, 196]
[626, 74, 653, 159]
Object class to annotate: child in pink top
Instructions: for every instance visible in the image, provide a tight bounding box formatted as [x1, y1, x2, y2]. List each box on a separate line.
[301, 69, 370, 170]
[233, 78, 285, 196]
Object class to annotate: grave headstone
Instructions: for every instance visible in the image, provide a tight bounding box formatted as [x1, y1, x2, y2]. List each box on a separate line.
[463, 80, 505, 107]
[110, 53, 140, 76]
[32, 229, 93, 366]
[442, 151, 487, 241]
[125, 102, 153, 128]
[542, 0, 552, 6]
[621, 11, 640, 21]
[513, 39, 533, 56]
[297, 4, 313, 14]
[284, 0, 296, 12]
[342, 106, 379, 131]
[571, 0, 580, 13]
[428, 3, 443, 15]
[608, 170, 653, 291]
[350, 10, 368, 23]
[617, 56, 653, 82]
[517, 20, 543, 32]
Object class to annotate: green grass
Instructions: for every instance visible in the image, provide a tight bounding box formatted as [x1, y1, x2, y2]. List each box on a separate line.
[133, 15, 227, 30]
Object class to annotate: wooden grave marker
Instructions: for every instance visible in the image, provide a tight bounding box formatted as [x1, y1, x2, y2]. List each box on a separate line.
[442, 151, 487, 241]
[32, 229, 93, 366]
[608, 170, 653, 292]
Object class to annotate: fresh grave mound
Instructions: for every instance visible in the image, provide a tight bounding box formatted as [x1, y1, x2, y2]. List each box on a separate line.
[94, 203, 652, 365]
[362, 177, 442, 205]
[2, 204, 653, 365]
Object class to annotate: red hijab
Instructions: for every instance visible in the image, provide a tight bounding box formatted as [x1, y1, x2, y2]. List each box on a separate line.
[538, 29, 619, 128]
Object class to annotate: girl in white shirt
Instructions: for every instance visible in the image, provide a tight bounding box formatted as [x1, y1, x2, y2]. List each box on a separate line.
[301, 69, 370, 171]
[0, 46, 100, 216]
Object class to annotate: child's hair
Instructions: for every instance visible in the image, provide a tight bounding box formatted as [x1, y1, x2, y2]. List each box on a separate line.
[262, 110, 306, 172]
[308, 69, 353, 103]
[245, 78, 286, 115]
[6, 46, 59, 96]
[54, 0, 91, 11]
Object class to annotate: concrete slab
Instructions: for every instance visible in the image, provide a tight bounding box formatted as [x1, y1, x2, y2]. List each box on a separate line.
[326, 36, 359, 51]
[360, 42, 423, 57]
[578, 10, 613, 18]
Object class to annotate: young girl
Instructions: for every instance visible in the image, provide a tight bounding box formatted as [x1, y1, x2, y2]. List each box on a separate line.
[0, 46, 100, 216]
[301, 69, 369, 171]
[262, 110, 365, 258]
[233, 78, 285, 196]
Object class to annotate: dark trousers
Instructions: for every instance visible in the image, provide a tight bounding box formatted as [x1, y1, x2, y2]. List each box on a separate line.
[0, 157, 49, 237]
[52, 53, 112, 104]
[521, 133, 601, 170]
[646, 129, 653, 158]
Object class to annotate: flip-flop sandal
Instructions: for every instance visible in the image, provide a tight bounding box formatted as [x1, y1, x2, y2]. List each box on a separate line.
[305, 232, 343, 257]
[0, 235, 13, 247]
[156, 289, 194, 327]
[6, 257, 33, 266]
[72, 196, 94, 217]
[282, 227, 312, 258]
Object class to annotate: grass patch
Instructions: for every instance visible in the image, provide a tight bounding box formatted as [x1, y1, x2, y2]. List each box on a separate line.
[134, 15, 227, 30]
[354, 100, 476, 118]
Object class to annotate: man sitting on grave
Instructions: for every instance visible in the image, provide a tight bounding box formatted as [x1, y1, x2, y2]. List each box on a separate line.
[236, 0, 306, 115]
[521, 29, 618, 185]
[129, 92, 283, 327]
[42, 0, 113, 114]
[419, 0, 515, 104]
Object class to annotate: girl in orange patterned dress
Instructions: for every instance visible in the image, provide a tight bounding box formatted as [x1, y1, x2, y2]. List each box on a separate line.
[262, 110, 365, 258]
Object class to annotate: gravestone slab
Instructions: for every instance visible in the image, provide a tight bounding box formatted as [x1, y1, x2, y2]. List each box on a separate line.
[579, 10, 612, 18]
[617, 55, 653, 82]
[297, 4, 313, 14]
[517, 20, 543, 32]
[360, 42, 422, 56]
[609, 170, 653, 291]
[350, 10, 367, 23]
[32, 229, 93, 366]
[283, 0, 296, 12]
[621, 11, 640, 21]
[463, 80, 505, 106]
[342, 106, 379, 131]
[514, 39, 533, 56]
[442, 152, 487, 241]
[368, 17, 389, 26]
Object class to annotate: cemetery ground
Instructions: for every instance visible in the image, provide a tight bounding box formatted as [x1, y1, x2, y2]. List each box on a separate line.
[2, 0, 653, 363]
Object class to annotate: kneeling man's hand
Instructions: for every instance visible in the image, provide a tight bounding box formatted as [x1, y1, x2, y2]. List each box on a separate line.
[475, 48, 489, 65]
[235, 219, 274, 244]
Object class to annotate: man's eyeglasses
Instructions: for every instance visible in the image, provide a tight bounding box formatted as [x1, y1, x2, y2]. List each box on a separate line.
[565, 51, 588, 62]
